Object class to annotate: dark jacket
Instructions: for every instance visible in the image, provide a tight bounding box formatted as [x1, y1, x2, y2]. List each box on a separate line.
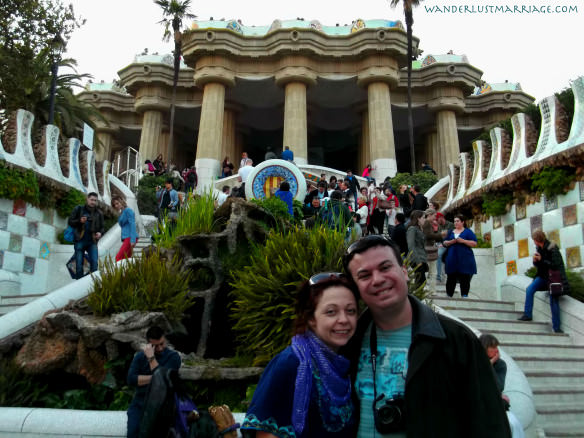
[68, 204, 104, 242]
[411, 193, 428, 212]
[445, 228, 478, 275]
[534, 240, 569, 293]
[391, 223, 408, 256]
[343, 296, 511, 438]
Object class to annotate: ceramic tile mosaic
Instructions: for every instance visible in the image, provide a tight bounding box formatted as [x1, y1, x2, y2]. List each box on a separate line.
[548, 229, 561, 247]
[516, 204, 527, 220]
[505, 224, 515, 243]
[0, 211, 7, 230]
[518, 239, 530, 258]
[506, 260, 518, 276]
[493, 216, 502, 229]
[23, 256, 35, 274]
[39, 242, 50, 259]
[12, 199, 27, 216]
[544, 195, 558, 212]
[563, 205, 578, 226]
[566, 246, 582, 268]
[580, 181, 584, 201]
[474, 221, 481, 236]
[0, 250, 3, 268]
[531, 215, 542, 233]
[483, 232, 492, 245]
[495, 245, 504, 264]
[8, 234, 22, 252]
[27, 221, 39, 238]
[42, 209, 54, 225]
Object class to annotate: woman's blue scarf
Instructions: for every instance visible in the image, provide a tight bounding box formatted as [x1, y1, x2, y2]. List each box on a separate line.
[291, 330, 352, 435]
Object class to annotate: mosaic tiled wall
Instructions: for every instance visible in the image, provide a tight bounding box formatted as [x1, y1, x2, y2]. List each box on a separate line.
[0, 198, 65, 294]
[475, 182, 584, 290]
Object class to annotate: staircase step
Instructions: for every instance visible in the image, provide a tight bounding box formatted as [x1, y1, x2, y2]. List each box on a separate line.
[513, 356, 583, 372]
[437, 307, 522, 321]
[457, 317, 552, 333]
[524, 369, 584, 386]
[543, 421, 584, 437]
[480, 328, 572, 345]
[432, 296, 516, 312]
[503, 342, 584, 359]
[0, 303, 25, 314]
[0, 293, 45, 305]
[532, 385, 584, 404]
[536, 401, 584, 424]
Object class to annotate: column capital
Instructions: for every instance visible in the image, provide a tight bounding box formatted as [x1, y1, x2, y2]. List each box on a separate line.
[194, 66, 236, 88]
[134, 85, 171, 113]
[275, 66, 317, 88]
[357, 66, 399, 89]
[426, 86, 466, 114]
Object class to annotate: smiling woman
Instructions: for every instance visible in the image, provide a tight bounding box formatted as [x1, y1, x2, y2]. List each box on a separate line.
[240, 273, 359, 438]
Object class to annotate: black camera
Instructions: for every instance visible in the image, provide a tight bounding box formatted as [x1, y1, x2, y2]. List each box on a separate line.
[373, 393, 406, 434]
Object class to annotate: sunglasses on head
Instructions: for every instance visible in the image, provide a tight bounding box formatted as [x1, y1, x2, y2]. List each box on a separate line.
[308, 272, 346, 286]
[343, 235, 397, 266]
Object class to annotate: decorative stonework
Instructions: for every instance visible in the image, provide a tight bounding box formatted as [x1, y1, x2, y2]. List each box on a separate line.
[13, 199, 27, 216]
[23, 256, 35, 274]
[544, 195, 558, 212]
[39, 242, 50, 259]
[9, 234, 22, 252]
[518, 238, 529, 258]
[516, 204, 527, 220]
[245, 160, 306, 201]
[566, 246, 582, 268]
[27, 221, 39, 238]
[547, 229, 560, 247]
[0, 211, 8, 230]
[493, 216, 502, 229]
[563, 205, 578, 226]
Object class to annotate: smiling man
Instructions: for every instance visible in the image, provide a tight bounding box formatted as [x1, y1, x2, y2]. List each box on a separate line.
[342, 235, 511, 438]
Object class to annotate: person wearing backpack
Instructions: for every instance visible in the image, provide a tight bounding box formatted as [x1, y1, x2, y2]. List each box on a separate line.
[68, 192, 104, 279]
[185, 166, 198, 194]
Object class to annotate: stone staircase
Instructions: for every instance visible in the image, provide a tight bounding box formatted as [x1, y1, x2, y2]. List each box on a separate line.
[432, 292, 584, 437]
[0, 293, 46, 317]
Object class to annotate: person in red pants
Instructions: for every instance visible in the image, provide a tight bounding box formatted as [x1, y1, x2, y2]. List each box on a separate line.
[112, 196, 138, 261]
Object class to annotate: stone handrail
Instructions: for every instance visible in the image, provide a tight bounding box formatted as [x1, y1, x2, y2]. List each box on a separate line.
[439, 76, 584, 212]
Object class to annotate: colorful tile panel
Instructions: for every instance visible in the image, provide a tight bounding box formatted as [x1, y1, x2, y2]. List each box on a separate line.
[23, 256, 35, 274]
[495, 245, 504, 264]
[518, 239, 529, 258]
[544, 195, 558, 212]
[0, 250, 3, 268]
[12, 199, 27, 216]
[39, 242, 50, 259]
[493, 216, 502, 229]
[530, 215, 542, 234]
[0, 212, 7, 230]
[505, 224, 515, 243]
[566, 246, 582, 268]
[28, 221, 39, 238]
[506, 260, 517, 276]
[548, 229, 561, 248]
[516, 204, 527, 220]
[8, 234, 22, 252]
[563, 205, 578, 226]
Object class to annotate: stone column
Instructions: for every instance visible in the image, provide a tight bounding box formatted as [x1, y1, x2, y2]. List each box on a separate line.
[138, 110, 163, 163]
[357, 61, 400, 181]
[95, 131, 113, 162]
[275, 67, 317, 166]
[359, 110, 370, 173]
[221, 107, 237, 167]
[427, 86, 465, 176]
[426, 132, 441, 175]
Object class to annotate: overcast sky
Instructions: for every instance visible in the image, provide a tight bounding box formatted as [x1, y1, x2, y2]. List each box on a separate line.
[65, 0, 583, 101]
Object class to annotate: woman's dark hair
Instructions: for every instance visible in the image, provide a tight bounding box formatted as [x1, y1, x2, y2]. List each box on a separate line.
[454, 214, 466, 225]
[293, 274, 359, 335]
[408, 210, 424, 228]
[280, 181, 290, 191]
[329, 175, 337, 183]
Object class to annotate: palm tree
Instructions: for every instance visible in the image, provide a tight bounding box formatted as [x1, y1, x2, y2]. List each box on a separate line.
[390, 0, 422, 173]
[154, 0, 196, 165]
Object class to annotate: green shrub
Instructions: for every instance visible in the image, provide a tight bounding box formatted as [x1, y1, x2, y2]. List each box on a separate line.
[250, 195, 292, 231]
[0, 162, 40, 205]
[476, 237, 492, 248]
[531, 166, 576, 199]
[55, 188, 86, 218]
[481, 192, 513, 217]
[88, 250, 194, 321]
[566, 270, 584, 303]
[390, 171, 438, 194]
[556, 86, 574, 128]
[230, 225, 348, 365]
[152, 189, 220, 248]
[0, 357, 47, 407]
[136, 174, 167, 215]
[524, 266, 537, 278]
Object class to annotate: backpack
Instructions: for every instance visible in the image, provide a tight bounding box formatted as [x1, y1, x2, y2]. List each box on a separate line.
[188, 170, 197, 184]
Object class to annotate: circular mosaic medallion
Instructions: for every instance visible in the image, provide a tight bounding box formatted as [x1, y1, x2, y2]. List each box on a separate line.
[245, 159, 306, 201]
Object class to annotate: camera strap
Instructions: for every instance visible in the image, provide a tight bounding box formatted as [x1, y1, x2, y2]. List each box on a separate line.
[370, 323, 383, 405]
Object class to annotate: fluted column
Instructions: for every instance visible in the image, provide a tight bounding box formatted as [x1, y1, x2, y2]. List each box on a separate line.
[359, 110, 370, 172]
[367, 82, 397, 179]
[436, 110, 460, 171]
[96, 131, 113, 162]
[195, 82, 225, 187]
[427, 132, 441, 175]
[138, 110, 163, 163]
[282, 82, 308, 164]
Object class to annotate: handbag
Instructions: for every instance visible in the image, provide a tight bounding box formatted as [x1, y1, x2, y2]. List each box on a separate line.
[548, 269, 566, 296]
[63, 226, 75, 243]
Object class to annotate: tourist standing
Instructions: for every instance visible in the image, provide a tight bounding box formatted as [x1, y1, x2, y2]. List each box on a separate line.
[281, 145, 294, 161]
[275, 181, 294, 216]
[436, 212, 454, 283]
[221, 156, 234, 178]
[126, 326, 181, 438]
[345, 170, 360, 210]
[391, 212, 408, 256]
[184, 166, 197, 193]
[157, 178, 179, 219]
[406, 210, 428, 289]
[341, 236, 511, 437]
[398, 184, 412, 217]
[241, 273, 358, 437]
[152, 154, 165, 176]
[111, 196, 138, 262]
[410, 184, 429, 212]
[517, 230, 569, 333]
[443, 214, 477, 298]
[68, 192, 104, 279]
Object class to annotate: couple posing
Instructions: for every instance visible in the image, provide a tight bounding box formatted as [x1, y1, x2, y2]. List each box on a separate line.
[241, 235, 511, 437]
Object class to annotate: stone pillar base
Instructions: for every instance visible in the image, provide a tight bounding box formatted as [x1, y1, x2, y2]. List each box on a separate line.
[195, 158, 220, 193]
[371, 158, 397, 182]
[294, 157, 308, 165]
